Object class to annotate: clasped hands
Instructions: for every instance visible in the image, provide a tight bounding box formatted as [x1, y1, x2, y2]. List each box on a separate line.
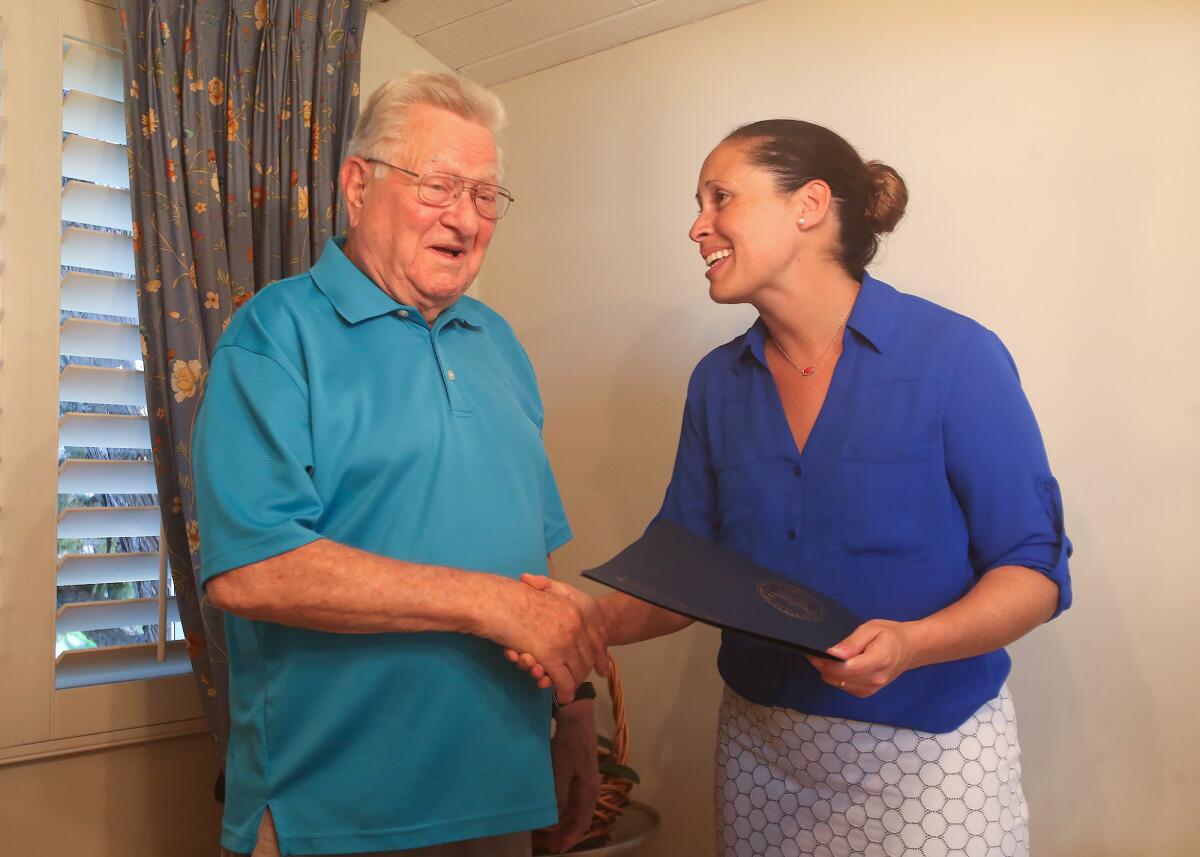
[503, 574, 609, 704]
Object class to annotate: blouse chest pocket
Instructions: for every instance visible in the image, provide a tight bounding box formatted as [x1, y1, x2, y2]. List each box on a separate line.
[709, 401, 773, 550]
[712, 445, 759, 472]
[712, 399, 773, 471]
[831, 441, 945, 560]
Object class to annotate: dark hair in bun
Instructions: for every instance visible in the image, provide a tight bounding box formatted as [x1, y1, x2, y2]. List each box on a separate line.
[723, 120, 908, 280]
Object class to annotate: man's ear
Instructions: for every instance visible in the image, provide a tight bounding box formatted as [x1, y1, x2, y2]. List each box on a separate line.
[339, 157, 370, 229]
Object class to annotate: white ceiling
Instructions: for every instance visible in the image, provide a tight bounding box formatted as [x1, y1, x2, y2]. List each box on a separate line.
[373, 0, 765, 86]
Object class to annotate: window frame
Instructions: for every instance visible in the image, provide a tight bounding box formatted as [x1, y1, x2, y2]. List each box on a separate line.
[0, 0, 205, 766]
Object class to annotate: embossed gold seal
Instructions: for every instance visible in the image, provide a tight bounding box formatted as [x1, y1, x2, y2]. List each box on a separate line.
[756, 580, 825, 622]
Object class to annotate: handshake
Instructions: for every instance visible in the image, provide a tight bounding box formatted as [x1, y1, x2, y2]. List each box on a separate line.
[494, 573, 609, 704]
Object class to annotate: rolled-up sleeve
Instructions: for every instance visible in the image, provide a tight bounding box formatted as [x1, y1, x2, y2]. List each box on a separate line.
[943, 327, 1072, 617]
[194, 345, 324, 586]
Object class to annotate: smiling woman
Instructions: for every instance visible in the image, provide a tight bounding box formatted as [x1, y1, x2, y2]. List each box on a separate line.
[675, 119, 1067, 857]
[510, 117, 1071, 857]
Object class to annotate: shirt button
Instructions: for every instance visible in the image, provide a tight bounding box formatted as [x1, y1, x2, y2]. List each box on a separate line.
[787, 529, 797, 540]
[399, 309, 409, 318]
[793, 465, 802, 477]
[446, 369, 456, 381]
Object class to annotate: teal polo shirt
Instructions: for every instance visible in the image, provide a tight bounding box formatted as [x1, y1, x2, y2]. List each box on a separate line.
[194, 237, 570, 855]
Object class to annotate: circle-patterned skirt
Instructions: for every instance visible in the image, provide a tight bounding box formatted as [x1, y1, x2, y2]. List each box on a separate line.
[715, 685, 1029, 857]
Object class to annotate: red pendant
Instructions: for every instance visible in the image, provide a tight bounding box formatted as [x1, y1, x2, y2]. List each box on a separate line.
[801, 366, 815, 376]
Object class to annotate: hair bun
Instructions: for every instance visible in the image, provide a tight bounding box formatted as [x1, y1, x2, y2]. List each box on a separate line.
[864, 160, 908, 234]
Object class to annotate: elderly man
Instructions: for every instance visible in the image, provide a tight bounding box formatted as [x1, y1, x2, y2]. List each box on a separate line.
[195, 72, 605, 857]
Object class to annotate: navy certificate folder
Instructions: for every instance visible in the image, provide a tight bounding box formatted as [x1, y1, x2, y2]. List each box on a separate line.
[582, 520, 863, 659]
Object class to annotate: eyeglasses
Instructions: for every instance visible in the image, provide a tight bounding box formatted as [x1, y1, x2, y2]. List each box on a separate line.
[365, 158, 514, 220]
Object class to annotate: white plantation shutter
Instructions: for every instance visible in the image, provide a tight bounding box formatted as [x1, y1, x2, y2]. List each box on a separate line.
[54, 37, 188, 690]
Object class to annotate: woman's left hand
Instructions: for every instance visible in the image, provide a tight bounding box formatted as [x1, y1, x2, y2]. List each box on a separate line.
[806, 619, 921, 698]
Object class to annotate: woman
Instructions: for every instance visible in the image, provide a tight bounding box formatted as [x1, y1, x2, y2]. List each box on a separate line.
[518, 120, 1071, 857]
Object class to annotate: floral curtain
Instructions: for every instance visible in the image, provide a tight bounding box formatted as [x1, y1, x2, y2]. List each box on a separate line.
[119, 0, 367, 753]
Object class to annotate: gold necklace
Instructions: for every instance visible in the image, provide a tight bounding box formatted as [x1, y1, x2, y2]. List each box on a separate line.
[769, 308, 852, 377]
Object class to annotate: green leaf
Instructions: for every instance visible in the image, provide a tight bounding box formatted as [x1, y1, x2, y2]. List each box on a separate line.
[599, 761, 640, 784]
[596, 735, 614, 751]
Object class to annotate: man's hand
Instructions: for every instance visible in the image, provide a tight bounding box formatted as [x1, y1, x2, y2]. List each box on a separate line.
[546, 699, 601, 853]
[489, 577, 608, 704]
[805, 619, 918, 697]
[503, 575, 609, 696]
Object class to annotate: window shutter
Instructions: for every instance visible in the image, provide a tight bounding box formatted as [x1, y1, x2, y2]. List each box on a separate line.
[54, 38, 188, 689]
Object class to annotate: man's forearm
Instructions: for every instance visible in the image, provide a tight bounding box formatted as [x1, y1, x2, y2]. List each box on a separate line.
[207, 537, 520, 639]
[212, 538, 609, 701]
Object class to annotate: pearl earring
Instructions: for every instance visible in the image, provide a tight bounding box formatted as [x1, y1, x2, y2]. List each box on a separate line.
[798, 217, 806, 226]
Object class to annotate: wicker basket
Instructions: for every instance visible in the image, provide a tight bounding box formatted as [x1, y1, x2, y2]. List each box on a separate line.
[532, 656, 635, 853]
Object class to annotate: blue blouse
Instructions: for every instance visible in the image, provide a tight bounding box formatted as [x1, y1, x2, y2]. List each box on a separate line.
[656, 274, 1072, 733]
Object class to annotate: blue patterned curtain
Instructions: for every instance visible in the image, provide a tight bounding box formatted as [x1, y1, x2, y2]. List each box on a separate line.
[119, 0, 367, 753]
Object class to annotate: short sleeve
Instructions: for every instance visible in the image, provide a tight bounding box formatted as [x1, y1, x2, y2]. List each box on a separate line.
[194, 345, 324, 586]
[541, 455, 572, 554]
[654, 367, 719, 539]
[504, 331, 573, 556]
[944, 327, 1072, 617]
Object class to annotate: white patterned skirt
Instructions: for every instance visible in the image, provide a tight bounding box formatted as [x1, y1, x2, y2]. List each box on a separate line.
[716, 685, 1029, 857]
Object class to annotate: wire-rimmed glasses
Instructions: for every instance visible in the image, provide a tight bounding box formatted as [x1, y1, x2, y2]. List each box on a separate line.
[365, 158, 514, 220]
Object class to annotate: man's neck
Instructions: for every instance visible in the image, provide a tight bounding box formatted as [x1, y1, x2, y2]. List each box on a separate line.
[342, 234, 451, 324]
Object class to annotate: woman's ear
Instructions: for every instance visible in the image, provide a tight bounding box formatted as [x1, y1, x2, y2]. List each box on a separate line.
[794, 179, 833, 231]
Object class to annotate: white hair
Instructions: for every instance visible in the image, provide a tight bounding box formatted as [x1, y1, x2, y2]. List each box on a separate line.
[347, 71, 507, 179]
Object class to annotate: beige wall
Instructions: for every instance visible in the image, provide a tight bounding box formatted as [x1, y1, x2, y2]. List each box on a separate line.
[486, 1, 1200, 855]
[0, 734, 223, 857]
[360, 3, 451, 94]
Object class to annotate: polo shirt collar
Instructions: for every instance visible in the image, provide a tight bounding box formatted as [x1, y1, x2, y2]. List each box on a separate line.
[311, 237, 403, 324]
[438, 298, 486, 330]
[310, 237, 486, 329]
[734, 271, 900, 373]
